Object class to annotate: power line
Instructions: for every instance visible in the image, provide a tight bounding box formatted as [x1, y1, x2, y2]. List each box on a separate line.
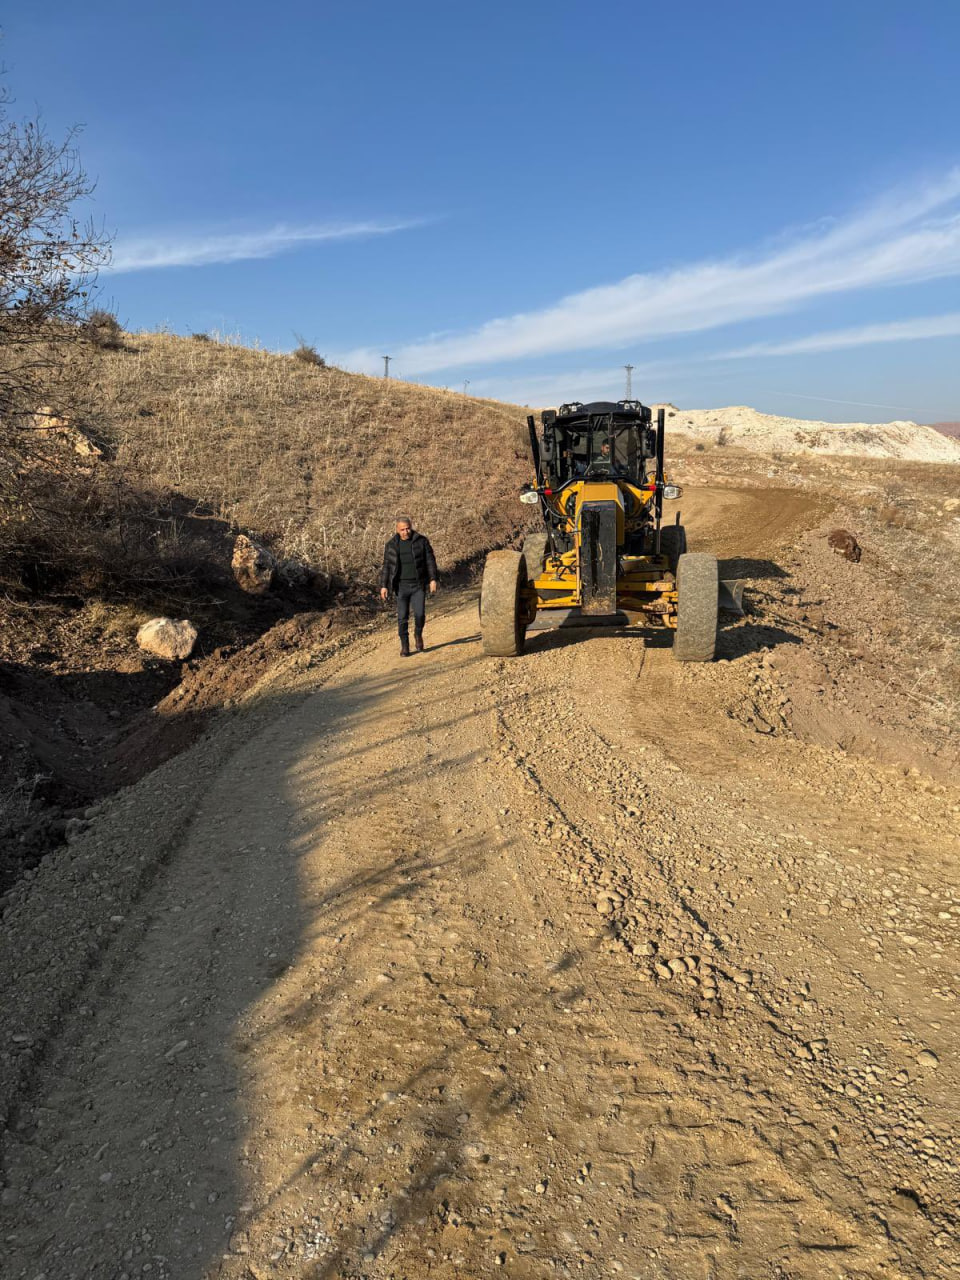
[768, 389, 928, 412]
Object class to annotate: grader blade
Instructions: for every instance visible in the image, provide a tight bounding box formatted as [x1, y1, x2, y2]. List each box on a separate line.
[527, 608, 633, 632]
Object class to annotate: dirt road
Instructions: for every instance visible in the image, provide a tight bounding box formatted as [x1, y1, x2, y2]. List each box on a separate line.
[2, 488, 958, 1279]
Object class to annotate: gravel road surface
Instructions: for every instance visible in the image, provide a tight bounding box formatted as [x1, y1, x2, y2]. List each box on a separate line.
[2, 488, 957, 1280]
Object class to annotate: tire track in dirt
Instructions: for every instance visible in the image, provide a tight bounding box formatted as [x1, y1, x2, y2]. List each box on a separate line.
[484, 650, 907, 1279]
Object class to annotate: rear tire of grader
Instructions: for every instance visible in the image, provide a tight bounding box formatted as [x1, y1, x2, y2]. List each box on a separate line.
[520, 531, 550, 581]
[673, 552, 718, 662]
[481, 550, 528, 657]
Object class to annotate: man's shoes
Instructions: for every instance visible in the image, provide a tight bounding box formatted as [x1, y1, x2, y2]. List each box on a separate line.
[400, 636, 411, 658]
[414, 632, 425, 653]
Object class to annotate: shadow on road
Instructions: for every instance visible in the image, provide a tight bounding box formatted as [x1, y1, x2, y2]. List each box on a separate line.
[719, 556, 788, 581]
[422, 631, 481, 653]
[717, 623, 802, 659]
[0, 642, 521, 1279]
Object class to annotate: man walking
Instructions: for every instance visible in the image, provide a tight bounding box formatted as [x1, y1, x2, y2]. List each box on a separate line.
[380, 517, 438, 656]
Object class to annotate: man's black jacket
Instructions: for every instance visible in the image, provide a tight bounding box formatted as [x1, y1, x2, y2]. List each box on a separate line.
[380, 531, 438, 593]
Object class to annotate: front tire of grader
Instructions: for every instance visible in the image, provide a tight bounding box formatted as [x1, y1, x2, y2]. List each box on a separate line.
[520, 531, 550, 581]
[481, 550, 528, 657]
[673, 552, 718, 662]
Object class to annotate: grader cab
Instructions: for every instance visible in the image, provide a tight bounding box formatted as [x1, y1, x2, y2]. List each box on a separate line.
[480, 400, 720, 659]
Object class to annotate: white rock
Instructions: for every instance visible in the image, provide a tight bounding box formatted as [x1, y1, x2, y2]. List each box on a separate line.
[136, 618, 197, 661]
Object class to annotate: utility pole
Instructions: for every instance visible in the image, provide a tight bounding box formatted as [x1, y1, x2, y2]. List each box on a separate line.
[463, 380, 470, 396]
[623, 364, 634, 399]
[382, 355, 391, 379]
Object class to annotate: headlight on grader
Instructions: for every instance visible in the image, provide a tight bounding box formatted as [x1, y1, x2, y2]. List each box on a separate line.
[519, 489, 539, 504]
[662, 483, 683, 500]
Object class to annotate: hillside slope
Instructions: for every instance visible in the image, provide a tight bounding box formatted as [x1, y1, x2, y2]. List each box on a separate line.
[1, 334, 532, 891]
[88, 333, 531, 581]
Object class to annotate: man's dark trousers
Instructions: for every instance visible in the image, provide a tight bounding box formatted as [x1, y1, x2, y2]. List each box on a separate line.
[397, 583, 425, 641]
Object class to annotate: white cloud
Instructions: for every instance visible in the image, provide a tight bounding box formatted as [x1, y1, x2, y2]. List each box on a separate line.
[341, 169, 960, 375]
[717, 311, 960, 358]
[108, 219, 423, 273]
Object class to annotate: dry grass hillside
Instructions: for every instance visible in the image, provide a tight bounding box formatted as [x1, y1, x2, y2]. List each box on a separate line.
[87, 333, 531, 582]
[0, 332, 532, 892]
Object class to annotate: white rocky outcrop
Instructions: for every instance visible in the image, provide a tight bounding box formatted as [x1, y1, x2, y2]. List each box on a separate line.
[665, 405, 960, 462]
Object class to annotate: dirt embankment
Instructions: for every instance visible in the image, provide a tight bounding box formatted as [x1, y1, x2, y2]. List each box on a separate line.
[1, 477, 958, 1280]
[0, 571, 341, 897]
[1, 335, 534, 894]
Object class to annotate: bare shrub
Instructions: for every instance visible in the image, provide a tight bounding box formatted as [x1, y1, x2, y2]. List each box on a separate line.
[292, 335, 326, 368]
[84, 308, 124, 349]
[7, 472, 190, 595]
[0, 84, 110, 588]
[0, 93, 108, 427]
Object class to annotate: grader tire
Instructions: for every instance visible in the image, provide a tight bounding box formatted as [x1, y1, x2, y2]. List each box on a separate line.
[659, 524, 687, 574]
[520, 531, 550, 580]
[674, 552, 718, 662]
[481, 550, 528, 657]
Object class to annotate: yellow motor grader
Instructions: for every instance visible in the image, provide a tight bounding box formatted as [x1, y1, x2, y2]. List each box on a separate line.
[480, 400, 722, 659]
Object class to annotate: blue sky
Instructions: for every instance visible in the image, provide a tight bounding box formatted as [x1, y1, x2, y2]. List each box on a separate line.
[5, 0, 959, 420]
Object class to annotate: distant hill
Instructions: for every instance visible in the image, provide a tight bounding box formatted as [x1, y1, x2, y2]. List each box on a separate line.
[931, 421, 960, 439]
[667, 406, 960, 461]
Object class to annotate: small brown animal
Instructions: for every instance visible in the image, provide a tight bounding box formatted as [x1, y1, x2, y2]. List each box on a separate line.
[827, 529, 861, 563]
